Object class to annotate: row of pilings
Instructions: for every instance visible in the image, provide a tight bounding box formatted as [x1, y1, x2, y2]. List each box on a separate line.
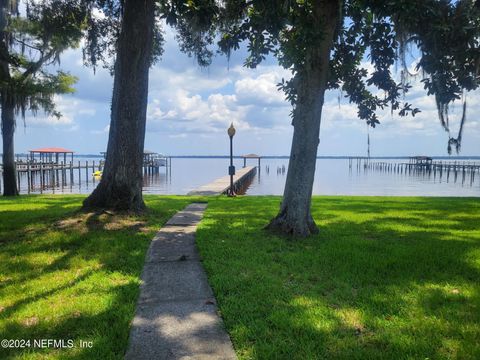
[1, 158, 172, 194]
[13, 160, 104, 194]
[226, 166, 257, 195]
[348, 157, 480, 186]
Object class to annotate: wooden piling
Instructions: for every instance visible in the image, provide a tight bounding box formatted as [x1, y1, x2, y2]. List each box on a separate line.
[16, 164, 20, 191]
[51, 162, 55, 187]
[27, 161, 31, 191]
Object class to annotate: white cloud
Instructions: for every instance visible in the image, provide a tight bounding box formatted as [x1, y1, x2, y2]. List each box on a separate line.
[24, 95, 98, 133]
[235, 72, 287, 106]
[319, 61, 480, 146]
[168, 133, 187, 139]
[14, 31, 480, 156]
[147, 89, 250, 135]
[145, 63, 295, 140]
[26, 114, 73, 127]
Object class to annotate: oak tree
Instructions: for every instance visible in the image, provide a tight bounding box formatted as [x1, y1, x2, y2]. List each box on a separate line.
[81, 0, 215, 211]
[217, 0, 480, 236]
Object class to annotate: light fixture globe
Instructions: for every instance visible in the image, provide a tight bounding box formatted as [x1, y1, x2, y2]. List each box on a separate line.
[227, 123, 236, 138]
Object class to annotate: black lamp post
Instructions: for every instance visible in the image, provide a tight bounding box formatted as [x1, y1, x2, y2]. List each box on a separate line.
[227, 123, 236, 197]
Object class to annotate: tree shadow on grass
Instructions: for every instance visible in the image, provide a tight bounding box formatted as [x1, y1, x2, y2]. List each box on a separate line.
[1, 281, 140, 359]
[0, 196, 200, 359]
[196, 196, 480, 359]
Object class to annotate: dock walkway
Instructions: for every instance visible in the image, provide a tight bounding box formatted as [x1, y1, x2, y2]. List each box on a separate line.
[187, 166, 257, 195]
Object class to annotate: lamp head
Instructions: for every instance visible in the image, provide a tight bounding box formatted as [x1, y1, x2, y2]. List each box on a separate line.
[227, 123, 236, 138]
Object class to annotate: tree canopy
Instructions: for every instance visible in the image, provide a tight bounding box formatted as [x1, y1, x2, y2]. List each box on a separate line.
[0, 0, 85, 120]
[79, 0, 480, 154]
[1, 0, 86, 196]
[215, 0, 479, 153]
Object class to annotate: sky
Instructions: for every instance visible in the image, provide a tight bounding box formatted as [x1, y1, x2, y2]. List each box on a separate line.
[13, 25, 480, 157]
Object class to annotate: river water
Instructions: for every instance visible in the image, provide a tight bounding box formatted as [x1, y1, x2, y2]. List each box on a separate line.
[4, 157, 480, 197]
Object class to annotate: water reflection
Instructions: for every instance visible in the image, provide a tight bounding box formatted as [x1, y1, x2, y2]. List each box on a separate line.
[246, 159, 479, 197]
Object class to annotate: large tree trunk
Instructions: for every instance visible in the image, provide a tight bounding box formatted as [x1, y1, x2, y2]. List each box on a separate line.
[0, 0, 17, 196]
[1, 99, 17, 196]
[82, 0, 154, 212]
[267, 0, 340, 237]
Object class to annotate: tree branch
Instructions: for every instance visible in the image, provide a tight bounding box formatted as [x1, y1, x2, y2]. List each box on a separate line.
[20, 48, 57, 81]
[14, 36, 43, 52]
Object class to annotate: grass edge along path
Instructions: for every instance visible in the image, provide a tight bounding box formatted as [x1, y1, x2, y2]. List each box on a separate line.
[0, 195, 206, 359]
[196, 196, 480, 360]
[125, 202, 236, 359]
[1, 195, 479, 359]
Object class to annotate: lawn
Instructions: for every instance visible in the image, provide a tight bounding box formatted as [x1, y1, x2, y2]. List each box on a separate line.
[0, 195, 203, 359]
[1, 196, 479, 359]
[196, 196, 480, 359]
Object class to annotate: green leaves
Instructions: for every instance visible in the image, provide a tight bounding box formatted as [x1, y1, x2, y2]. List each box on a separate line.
[0, 0, 84, 122]
[215, 0, 479, 153]
[277, 77, 297, 106]
[0, 70, 78, 120]
[387, 0, 479, 152]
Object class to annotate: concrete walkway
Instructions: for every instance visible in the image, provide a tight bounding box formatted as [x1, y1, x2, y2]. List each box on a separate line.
[125, 203, 237, 360]
[187, 166, 256, 195]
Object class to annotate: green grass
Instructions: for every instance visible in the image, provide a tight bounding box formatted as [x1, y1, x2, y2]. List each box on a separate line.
[1, 195, 479, 359]
[0, 195, 204, 359]
[196, 196, 480, 359]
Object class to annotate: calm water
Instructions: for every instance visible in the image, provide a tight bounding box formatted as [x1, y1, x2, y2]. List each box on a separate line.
[6, 157, 480, 197]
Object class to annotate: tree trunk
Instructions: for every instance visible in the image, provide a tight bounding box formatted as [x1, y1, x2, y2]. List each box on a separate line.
[0, 0, 17, 196]
[267, 0, 340, 237]
[82, 0, 154, 212]
[1, 99, 17, 196]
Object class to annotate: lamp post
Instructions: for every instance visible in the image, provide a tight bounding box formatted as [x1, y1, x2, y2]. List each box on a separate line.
[227, 123, 236, 197]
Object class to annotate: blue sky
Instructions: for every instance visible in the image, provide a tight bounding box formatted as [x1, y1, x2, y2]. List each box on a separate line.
[13, 25, 480, 157]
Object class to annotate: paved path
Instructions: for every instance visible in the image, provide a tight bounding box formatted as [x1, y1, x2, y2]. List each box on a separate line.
[125, 203, 237, 360]
[187, 166, 256, 195]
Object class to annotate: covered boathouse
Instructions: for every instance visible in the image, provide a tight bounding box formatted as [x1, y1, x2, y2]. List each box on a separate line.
[29, 147, 74, 164]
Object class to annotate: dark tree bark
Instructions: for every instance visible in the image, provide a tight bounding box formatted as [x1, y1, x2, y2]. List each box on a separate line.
[1, 98, 17, 196]
[267, 0, 340, 237]
[0, 0, 17, 196]
[83, 0, 155, 212]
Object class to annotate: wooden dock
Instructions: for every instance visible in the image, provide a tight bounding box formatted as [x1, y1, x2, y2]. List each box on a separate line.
[0, 157, 172, 194]
[187, 166, 257, 195]
[348, 157, 480, 186]
[7, 160, 105, 193]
